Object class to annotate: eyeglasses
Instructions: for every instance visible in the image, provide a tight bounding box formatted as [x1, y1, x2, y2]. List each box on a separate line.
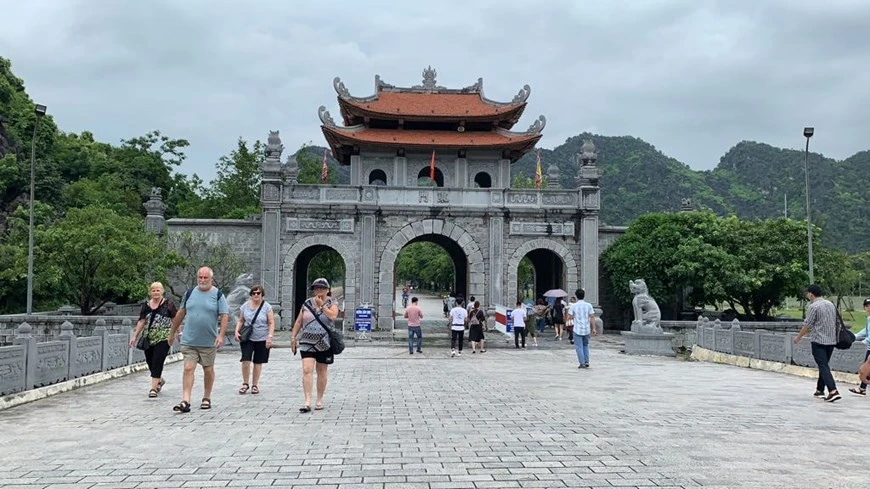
[251, 291, 262, 296]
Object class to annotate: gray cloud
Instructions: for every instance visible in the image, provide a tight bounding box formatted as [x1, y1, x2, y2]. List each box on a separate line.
[2, 0, 868, 181]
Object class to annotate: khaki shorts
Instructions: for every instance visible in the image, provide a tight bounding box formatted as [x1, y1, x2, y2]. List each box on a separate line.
[181, 345, 217, 367]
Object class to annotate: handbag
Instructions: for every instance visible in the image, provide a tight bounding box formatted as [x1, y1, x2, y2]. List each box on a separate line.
[239, 301, 265, 343]
[303, 300, 345, 355]
[835, 310, 856, 350]
[136, 299, 163, 351]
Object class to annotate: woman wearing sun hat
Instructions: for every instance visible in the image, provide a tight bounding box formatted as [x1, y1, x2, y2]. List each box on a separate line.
[290, 278, 338, 413]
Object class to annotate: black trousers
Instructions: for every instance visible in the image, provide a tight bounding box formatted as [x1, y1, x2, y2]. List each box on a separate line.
[451, 329, 464, 351]
[811, 342, 837, 393]
[514, 327, 527, 348]
[144, 340, 171, 379]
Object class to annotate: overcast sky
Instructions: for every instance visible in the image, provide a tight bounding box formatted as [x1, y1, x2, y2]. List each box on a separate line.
[2, 0, 868, 181]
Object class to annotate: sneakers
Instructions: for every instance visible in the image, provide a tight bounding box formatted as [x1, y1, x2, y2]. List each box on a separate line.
[824, 392, 842, 403]
[451, 349, 456, 357]
[457, 351, 462, 356]
[813, 390, 826, 398]
[409, 351, 414, 355]
[416, 349, 422, 353]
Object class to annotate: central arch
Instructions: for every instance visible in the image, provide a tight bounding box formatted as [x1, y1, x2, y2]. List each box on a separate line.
[378, 219, 485, 327]
[506, 238, 579, 304]
[280, 235, 357, 329]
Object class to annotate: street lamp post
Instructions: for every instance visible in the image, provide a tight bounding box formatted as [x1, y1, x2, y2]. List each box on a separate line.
[26, 104, 47, 315]
[803, 127, 814, 284]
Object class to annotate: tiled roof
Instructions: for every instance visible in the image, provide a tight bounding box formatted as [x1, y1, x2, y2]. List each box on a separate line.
[322, 127, 540, 148]
[340, 92, 525, 119]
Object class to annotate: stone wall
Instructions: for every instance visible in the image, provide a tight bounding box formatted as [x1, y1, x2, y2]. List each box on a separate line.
[0, 320, 165, 397]
[1, 314, 138, 347]
[694, 317, 865, 373]
[597, 226, 628, 330]
[661, 317, 803, 350]
[165, 219, 263, 283]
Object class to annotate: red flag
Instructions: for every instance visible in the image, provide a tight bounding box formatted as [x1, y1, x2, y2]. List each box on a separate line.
[321, 149, 329, 183]
[534, 151, 542, 189]
[429, 150, 436, 182]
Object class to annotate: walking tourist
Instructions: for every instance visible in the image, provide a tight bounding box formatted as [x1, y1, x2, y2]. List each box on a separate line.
[848, 297, 870, 396]
[129, 282, 177, 398]
[234, 284, 275, 395]
[565, 296, 576, 344]
[167, 267, 229, 413]
[449, 298, 467, 357]
[793, 284, 841, 402]
[468, 300, 487, 353]
[526, 308, 539, 346]
[532, 299, 549, 334]
[553, 297, 567, 340]
[568, 288, 596, 368]
[511, 301, 528, 349]
[290, 278, 338, 412]
[405, 296, 423, 354]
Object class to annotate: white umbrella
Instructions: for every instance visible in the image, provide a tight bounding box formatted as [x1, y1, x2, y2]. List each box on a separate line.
[543, 288, 568, 298]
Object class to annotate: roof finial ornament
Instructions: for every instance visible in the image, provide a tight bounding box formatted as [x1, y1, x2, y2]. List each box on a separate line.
[525, 115, 546, 134]
[265, 131, 284, 160]
[512, 84, 531, 104]
[578, 139, 598, 166]
[318, 106, 336, 127]
[333, 77, 350, 98]
[422, 66, 437, 90]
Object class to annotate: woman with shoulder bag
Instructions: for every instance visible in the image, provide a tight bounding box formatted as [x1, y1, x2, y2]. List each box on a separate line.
[234, 284, 275, 395]
[129, 282, 177, 398]
[468, 301, 487, 353]
[290, 278, 339, 413]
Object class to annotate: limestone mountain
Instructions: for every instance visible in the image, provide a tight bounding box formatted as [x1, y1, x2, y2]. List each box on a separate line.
[515, 134, 869, 253]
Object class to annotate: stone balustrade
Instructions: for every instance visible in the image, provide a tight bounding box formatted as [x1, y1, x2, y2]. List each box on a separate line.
[0, 319, 162, 397]
[0, 314, 139, 346]
[659, 317, 803, 350]
[694, 317, 865, 373]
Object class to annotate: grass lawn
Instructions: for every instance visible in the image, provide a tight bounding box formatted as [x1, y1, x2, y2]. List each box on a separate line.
[775, 308, 868, 333]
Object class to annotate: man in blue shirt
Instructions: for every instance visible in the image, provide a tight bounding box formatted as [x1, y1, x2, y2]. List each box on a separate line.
[567, 288, 596, 368]
[167, 267, 229, 412]
[848, 297, 870, 396]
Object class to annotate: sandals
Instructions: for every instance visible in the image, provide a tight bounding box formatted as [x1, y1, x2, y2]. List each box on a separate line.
[299, 406, 311, 413]
[251, 385, 259, 395]
[200, 398, 211, 410]
[239, 383, 250, 395]
[157, 378, 165, 392]
[315, 404, 324, 411]
[148, 389, 158, 398]
[173, 401, 191, 413]
[849, 387, 866, 395]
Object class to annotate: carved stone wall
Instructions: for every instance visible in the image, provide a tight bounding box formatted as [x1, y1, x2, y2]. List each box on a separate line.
[165, 219, 263, 284]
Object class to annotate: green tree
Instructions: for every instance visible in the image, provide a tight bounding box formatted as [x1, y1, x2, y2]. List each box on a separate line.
[182, 139, 263, 219]
[165, 231, 246, 300]
[511, 174, 546, 189]
[396, 242, 454, 293]
[307, 249, 346, 289]
[295, 145, 337, 185]
[603, 212, 810, 320]
[35, 205, 180, 314]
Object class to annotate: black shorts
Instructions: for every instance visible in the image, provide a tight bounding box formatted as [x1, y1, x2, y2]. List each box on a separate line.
[300, 349, 334, 365]
[240, 340, 270, 364]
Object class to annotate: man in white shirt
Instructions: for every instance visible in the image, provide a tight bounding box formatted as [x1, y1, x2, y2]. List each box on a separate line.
[449, 298, 468, 357]
[567, 288, 596, 368]
[510, 301, 527, 349]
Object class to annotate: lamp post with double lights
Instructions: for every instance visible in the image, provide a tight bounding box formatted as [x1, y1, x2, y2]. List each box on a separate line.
[803, 126, 814, 284]
[26, 104, 47, 315]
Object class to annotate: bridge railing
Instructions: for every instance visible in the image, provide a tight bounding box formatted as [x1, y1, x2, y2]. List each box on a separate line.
[659, 317, 803, 350]
[0, 320, 174, 397]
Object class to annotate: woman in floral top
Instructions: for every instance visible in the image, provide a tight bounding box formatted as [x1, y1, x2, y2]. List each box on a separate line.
[129, 282, 177, 398]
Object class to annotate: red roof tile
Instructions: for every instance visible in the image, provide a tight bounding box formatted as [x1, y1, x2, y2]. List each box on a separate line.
[340, 92, 524, 119]
[323, 127, 540, 148]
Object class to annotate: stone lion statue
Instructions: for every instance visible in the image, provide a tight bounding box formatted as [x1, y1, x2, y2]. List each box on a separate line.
[225, 273, 255, 344]
[629, 279, 662, 334]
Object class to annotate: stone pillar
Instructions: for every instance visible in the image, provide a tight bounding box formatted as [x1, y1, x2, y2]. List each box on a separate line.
[143, 188, 166, 235]
[285, 154, 298, 184]
[360, 215, 376, 304]
[13, 321, 37, 391]
[94, 319, 109, 372]
[456, 157, 468, 188]
[58, 320, 77, 380]
[261, 130, 285, 304]
[488, 217, 505, 308]
[350, 155, 362, 185]
[581, 213, 600, 306]
[499, 158, 511, 188]
[547, 163, 561, 189]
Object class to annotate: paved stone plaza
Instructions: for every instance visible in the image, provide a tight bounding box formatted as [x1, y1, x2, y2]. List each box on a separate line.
[1, 339, 868, 489]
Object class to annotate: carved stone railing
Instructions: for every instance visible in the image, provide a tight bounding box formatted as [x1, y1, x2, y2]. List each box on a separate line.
[0, 319, 169, 397]
[0, 314, 139, 347]
[693, 317, 865, 373]
[658, 317, 803, 350]
[280, 184, 600, 211]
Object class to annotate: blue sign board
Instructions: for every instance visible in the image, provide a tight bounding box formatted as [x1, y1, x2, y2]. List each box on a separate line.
[354, 307, 373, 332]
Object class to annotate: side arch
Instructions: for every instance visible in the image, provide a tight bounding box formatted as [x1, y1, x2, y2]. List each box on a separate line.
[377, 219, 485, 324]
[506, 238, 579, 304]
[280, 235, 358, 327]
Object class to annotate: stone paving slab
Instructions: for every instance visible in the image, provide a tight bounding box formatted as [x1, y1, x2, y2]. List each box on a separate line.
[1, 340, 868, 488]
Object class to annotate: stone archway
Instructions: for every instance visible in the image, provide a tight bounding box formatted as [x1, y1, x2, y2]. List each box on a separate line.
[506, 238, 579, 304]
[280, 235, 357, 327]
[377, 219, 485, 326]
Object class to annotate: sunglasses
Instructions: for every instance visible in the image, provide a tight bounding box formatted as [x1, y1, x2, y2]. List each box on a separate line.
[251, 291, 263, 296]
